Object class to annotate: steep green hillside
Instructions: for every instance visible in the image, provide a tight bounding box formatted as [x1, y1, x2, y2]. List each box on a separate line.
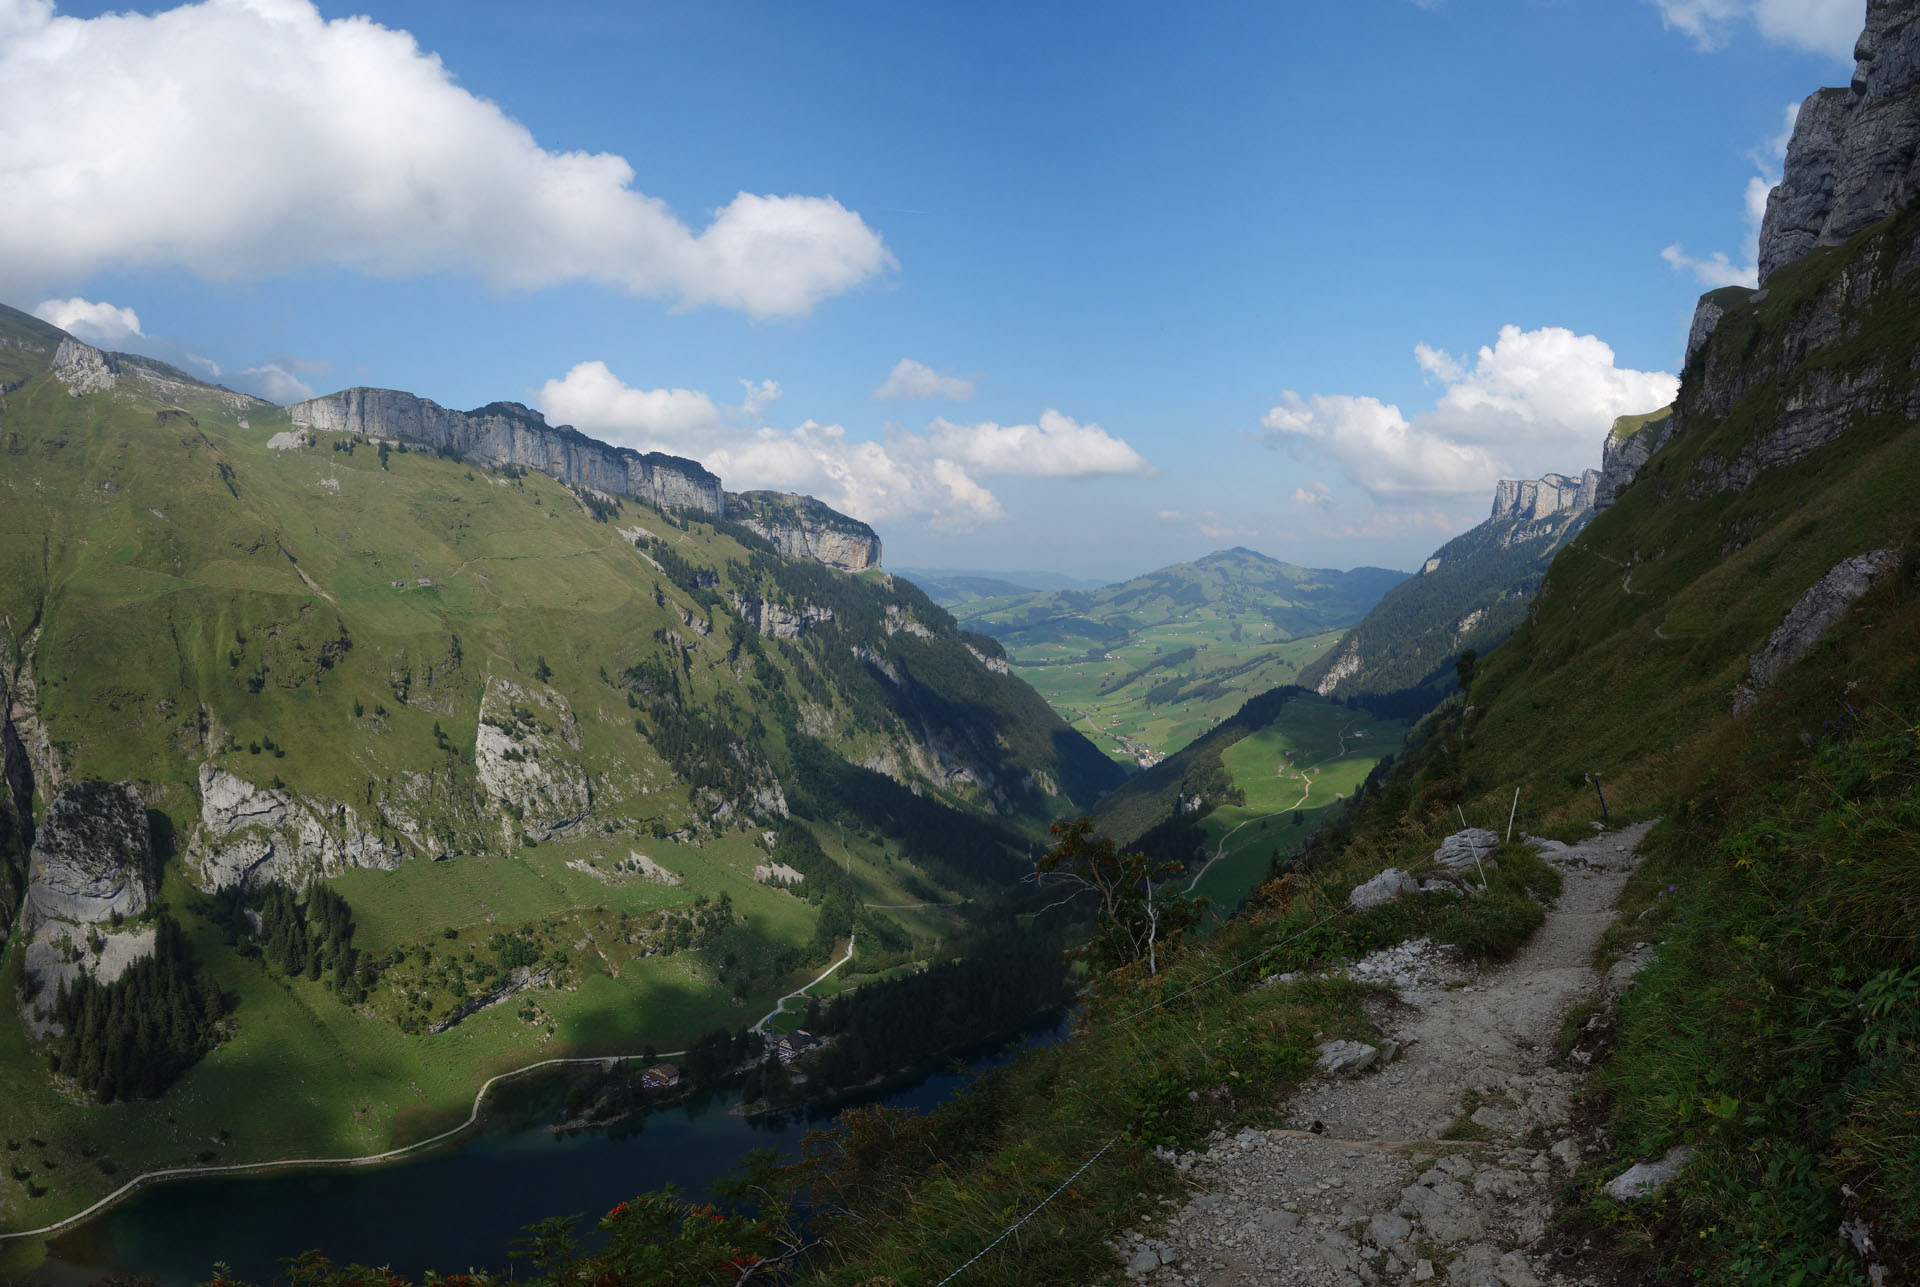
[1080, 684, 1405, 913]
[0, 301, 1121, 1235]
[958, 548, 1403, 763]
[1298, 484, 1604, 703]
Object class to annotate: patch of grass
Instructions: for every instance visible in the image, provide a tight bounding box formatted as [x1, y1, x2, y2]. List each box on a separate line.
[1441, 1088, 1493, 1142]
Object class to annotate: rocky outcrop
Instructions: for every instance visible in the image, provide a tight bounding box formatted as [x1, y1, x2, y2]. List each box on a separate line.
[1432, 828, 1498, 872]
[18, 782, 159, 1028]
[727, 491, 882, 572]
[1759, 0, 1920, 283]
[1594, 408, 1678, 510]
[1488, 470, 1598, 522]
[475, 678, 593, 840]
[731, 595, 835, 640]
[51, 338, 120, 396]
[192, 764, 405, 889]
[1313, 636, 1362, 697]
[23, 782, 153, 929]
[290, 389, 724, 517]
[1734, 549, 1899, 712]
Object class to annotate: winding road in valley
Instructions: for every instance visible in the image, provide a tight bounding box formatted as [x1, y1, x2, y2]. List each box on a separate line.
[752, 934, 856, 1033]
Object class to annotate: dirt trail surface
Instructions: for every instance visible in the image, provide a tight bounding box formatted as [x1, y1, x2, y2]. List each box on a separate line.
[1116, 822, 1656, 1287]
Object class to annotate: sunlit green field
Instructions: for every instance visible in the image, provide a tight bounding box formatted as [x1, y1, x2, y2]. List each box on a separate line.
[1183, 703, 1407, 911]
[1010, 625, 1344, 763]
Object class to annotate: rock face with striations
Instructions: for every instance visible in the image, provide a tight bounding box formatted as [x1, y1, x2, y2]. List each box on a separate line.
[51, 337, 120, 396]
[1759, 0, 1920, 284]
[1489, 471, 1598, 523]
[726, 490, 882, 572]
[290, 389, 725, 517]
[23, 781, 154, 928]
[1594, 408, 1677, 510]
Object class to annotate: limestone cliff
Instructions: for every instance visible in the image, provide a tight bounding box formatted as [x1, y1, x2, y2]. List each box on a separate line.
[1593, 408, 1677, 511]
[290, 388, 725, 517]
[1488, 471, 1598, 522]
[23, 782, 153, 929]
[18, 782, 162, 1024]
[191, 764, 406, 890]
[726, 490, 882, 572]
[1759, 0, 1920, 283]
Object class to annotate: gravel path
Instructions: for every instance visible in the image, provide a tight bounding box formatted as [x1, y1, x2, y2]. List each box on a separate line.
[1113, 823, 1655, 1287]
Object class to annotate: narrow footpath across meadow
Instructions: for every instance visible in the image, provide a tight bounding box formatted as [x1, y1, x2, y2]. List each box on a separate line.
[1120, 822, 1656, 1287]
[1183, 725, 1356, 896]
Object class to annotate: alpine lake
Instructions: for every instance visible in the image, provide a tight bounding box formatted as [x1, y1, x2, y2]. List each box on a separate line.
[36, 1015, 1068, 1285]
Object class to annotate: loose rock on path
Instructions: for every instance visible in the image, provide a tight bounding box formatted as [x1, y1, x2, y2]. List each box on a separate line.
[1113, 822, 1656, 1287]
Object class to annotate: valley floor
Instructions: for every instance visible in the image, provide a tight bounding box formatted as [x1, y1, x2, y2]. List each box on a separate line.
[1117, 823, 1656, 1286]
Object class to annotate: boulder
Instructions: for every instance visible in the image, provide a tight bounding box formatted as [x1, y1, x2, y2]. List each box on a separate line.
[1350, 866, 1421, 909]
[1432, 828, 1498, 872]
[1604, 1145, 1695, 1200]
[1314, 1039, 1379, 1076]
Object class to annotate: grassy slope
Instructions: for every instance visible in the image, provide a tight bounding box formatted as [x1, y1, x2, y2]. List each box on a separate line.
[959, 548, 1402, 761]
[0, 312, 1114, 1239]
[1296, 501, 1598, 700]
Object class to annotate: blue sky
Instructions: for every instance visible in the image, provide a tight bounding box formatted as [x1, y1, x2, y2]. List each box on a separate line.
[1, 0, 1867, 578]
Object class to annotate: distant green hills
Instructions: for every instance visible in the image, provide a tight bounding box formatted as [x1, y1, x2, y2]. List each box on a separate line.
[951, 548, 1404, 764]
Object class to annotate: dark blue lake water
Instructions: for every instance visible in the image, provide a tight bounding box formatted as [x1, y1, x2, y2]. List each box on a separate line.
[45, 1016, 1065, 1286]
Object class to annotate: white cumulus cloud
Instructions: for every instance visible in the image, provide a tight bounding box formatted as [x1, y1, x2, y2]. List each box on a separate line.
[232, 363, 314, 404]
[919, 410, 1150, 479]
[538, 362, 722, 446]
[1649, 0, 1863, 59]
[1263, 325, 1677, 499]
[1292, 480, 1334, 507]
[0, 0, 892, 315]
[874, 358, 976, 402]
[32, 297, 142, 345]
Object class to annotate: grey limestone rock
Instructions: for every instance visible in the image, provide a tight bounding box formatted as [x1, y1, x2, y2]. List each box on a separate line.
[23, 781, 153, 929]
[1604, 1145, 1695, 1200]
[1315, 1039, 1380, 1076]
[1487, 470, 1598, 522]
[51, 337, 120, 396]
[193, 763, 405, 890]
[1366, 1210, 1413, 1247]
[730, 594, 835, 640]
[1593, 408, 1678, 511]
[726, 490, 882, 572]
[1432, 828, 1498, 873]
[475, 678, 595, 840]
[1760, 0, 1920, 284]
[290, 388, 725, 518]
[1350, 866, 1421, 910]
[1735, 549, 1899, 712]
[1398, 1169, 1483, 1243]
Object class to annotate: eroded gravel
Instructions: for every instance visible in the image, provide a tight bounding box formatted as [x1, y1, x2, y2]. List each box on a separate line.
[1113, 823, 1655, 1287]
